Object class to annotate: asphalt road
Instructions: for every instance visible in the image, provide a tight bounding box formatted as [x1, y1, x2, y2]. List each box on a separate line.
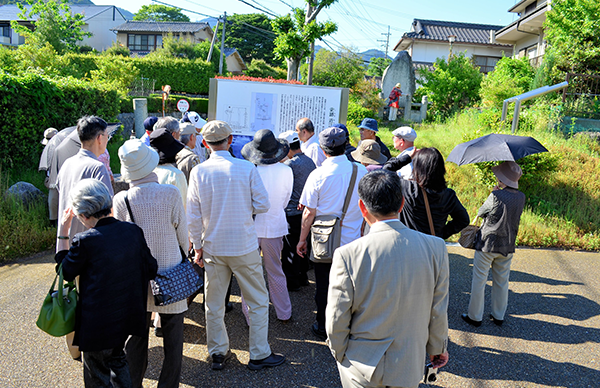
[1, 246, 599, 388]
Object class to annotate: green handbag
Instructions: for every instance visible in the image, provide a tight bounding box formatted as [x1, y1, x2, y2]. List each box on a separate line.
[36, 264, 78, 337]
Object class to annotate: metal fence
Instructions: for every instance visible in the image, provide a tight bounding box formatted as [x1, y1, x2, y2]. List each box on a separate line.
[562, 73, 600, 119]
[129, 77, 156, 97]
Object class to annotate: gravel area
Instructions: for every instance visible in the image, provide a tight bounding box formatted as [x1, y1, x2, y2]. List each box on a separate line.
[1, 246, 598, 387]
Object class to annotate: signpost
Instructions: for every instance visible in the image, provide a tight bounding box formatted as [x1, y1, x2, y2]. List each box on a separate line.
[177, 99, 190, 113]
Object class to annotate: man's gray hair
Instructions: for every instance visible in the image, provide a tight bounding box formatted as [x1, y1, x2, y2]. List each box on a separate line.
[70, 179, 112, 218]
[180, 134, 192, 145]
[154, 116, 179, 134]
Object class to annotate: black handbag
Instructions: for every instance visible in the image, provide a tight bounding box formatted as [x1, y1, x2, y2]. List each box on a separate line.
[124, 193, 202, 306]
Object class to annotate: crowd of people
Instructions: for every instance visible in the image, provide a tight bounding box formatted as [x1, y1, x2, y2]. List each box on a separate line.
[44, 112, 525, 388]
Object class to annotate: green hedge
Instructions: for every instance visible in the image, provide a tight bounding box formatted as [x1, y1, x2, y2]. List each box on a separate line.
[120, 94, 209, 114]
[347, 100, 375, 125]
[0, 72, 120, 169]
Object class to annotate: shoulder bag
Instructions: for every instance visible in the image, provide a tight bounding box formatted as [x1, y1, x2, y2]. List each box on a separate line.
[124, 193, 202, 306]
[458, 216, 480, 249]
[310, 163, 358, 263]
[36, 263, 78, 337]
[421, 186, 436, 236]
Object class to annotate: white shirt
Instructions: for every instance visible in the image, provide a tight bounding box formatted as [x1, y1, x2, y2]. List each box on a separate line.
[300, 133, 326, 167]
[154, 164, 188, 209]
[398, 147, 414, 180]
[255, 163, 293, 239]
[187, 150, 270, 256]
[300, 155, 368, 246]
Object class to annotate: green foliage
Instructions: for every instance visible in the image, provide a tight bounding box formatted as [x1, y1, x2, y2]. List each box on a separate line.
[271, 2, 338, 80]
[11, 0, 91, 55]
[347, 100, 375, 125]
[480, 57, 535, 109]
[350, 78, 384, 114]
[120, 95, 209, 114]
[301, 49, 364, 89]
[133, 4, 190, 22]
[216, 13, 280, 66]
[102, 42, 131, 57]
[0, 71, 120, 169]
[134, 56, 215, 94]
[544, 0, 600, 75]
[145, 37, 223, 74]
[0, 168, 56, 262]
[244, 59, 287, 79]
[418, 52, 483, 121]
[366, 57, 391, 77]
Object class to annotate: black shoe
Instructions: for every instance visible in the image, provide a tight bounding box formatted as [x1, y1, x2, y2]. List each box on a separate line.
[211, 351, 232, 370]
[311, 322, 327, 341]
[247, 353, 285, 370]
[225, 302, 234, 314]
[489, 314, 504, 326]
[461, 313, 482, 327]
[154, 327, 163, 337]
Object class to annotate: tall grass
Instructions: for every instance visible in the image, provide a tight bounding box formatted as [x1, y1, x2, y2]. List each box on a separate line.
[348, 107, 600, 250]
[0, 167, 56, 262]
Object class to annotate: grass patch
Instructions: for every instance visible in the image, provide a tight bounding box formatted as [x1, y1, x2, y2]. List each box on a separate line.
[0, 167, 56, 262]
[348, 108, 600, 250]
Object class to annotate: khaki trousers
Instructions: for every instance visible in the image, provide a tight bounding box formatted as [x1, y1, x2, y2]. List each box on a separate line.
[204, 250, 271, 360]
[337, 358, 414, 388]
[468, 250, 513, 321]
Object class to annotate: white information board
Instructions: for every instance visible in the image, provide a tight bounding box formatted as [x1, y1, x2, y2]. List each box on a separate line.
[208, 79, 349, 136]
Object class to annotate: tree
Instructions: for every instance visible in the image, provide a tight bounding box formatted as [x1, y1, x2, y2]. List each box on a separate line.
[11, 0, 91, 55]
[480, 57, 534, 109]
[366, 57, 391, 77]
[300, 48, 364, 89]
[544, 0, 600, 75]
[272, 1, 338, 81]
[214, 13, 279, 66]
[418, 52, 483, 121]
[133, 4, 190, 22]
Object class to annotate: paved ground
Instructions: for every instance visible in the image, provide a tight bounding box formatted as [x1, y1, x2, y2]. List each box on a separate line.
[1, 246, 599, 388]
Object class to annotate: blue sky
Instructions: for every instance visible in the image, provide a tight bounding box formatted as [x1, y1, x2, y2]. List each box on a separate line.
[95, 0, 521, 53]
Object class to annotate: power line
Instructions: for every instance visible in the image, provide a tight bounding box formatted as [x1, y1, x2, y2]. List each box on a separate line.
[236, 0, 278, 17]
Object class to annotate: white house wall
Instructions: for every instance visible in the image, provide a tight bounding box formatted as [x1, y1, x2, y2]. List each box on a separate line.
[79, 8, 127, 51]
[411, 42, 510, 63]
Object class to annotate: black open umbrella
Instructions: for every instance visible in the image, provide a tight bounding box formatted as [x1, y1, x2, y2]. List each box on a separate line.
[447, 133, 548, 166]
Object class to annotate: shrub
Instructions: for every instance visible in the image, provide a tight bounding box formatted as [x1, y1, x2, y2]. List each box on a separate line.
[215, 75, 302, 85]
[145, 37, 223, 75]
[245, 59, 287, 79]
[480, 56, 535, 109]
[134, 56, 215, 94]
[0, 71, 120, 169]
[102, 42, 131, 57]
[301, 49, 365, 89]
[347, 100, 374, 125]
[418, 52, 483, 121]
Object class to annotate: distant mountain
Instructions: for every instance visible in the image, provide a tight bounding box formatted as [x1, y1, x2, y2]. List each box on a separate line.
[200, 17, 219, 29]
[0, 0, 94, 3]
[117, 7, 134, 20]
[360, 49, 392, 62]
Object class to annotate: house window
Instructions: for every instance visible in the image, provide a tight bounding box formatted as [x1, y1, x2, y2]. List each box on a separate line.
[1, 26, 10, 37]
[473, 56, 501, 73]
[127, 34, 162, 51]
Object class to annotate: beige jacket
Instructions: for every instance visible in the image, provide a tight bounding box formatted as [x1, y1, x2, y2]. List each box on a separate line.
[326, 220, 449, 387]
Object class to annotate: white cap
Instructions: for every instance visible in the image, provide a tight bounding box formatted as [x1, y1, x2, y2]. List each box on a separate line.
[278, 130, 300, 144]
[187, 111, 207, 129]
[392, 126, 417, 142]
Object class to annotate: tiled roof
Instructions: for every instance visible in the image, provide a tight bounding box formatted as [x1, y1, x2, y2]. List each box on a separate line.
[413, 61, 435, 72]
[111, 21, 209, 33]
[403, 19, 511, 46]
[0, 5, 124, 22]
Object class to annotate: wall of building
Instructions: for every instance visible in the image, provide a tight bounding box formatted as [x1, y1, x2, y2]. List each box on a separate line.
[79, 7, 126, 51]
[411, 41, 510, 63]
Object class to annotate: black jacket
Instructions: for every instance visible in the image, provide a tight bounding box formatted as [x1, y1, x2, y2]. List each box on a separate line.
[55, 217, 158, 352]
[399, 180, 470, 239]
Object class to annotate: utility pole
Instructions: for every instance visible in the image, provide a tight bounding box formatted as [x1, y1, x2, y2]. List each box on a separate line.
[219, 11, 227, 75]
[306, 3, 315, 85]
[377, 25, 391, 58]
[207, 19, 220, 62]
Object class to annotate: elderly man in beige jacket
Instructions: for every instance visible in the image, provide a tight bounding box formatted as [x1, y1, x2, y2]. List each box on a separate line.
[326, 169, 449, 388]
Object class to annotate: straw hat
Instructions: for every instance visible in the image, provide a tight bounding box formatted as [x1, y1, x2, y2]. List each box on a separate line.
[351, 139, 387, 165]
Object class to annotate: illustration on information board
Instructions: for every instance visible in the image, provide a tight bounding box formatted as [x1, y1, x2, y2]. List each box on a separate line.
[251, 92, 276, 133]
[224, 105, 248, 132]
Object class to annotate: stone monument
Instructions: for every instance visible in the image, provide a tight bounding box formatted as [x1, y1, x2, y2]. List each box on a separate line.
[382, 51, 416, 105]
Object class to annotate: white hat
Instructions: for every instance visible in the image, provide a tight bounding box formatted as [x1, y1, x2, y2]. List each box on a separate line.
[179, 122, 198, 136]
[392, 126, 417, 142]
[118, 139, 159, 182]
[187, 111, 207, 129]
[278, 130, 299, 144]
[41, 128, 58, 145]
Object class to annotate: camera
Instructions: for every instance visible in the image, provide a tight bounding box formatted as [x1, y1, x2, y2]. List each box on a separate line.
[424, 362, 438, 383]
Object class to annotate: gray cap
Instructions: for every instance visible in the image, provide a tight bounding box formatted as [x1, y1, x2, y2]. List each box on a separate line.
[319, 126, 347, 149]
[392, 126, 417, 142]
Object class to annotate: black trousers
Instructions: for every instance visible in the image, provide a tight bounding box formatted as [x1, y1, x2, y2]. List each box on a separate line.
[281, 214, 310, 290]
[83, 342, 131, 388]
[313, 261, 332, 331]
[125, 312, 184, 388]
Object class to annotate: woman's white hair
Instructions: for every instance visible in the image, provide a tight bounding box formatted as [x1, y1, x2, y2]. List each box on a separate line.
[70, 179, 112, 218]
